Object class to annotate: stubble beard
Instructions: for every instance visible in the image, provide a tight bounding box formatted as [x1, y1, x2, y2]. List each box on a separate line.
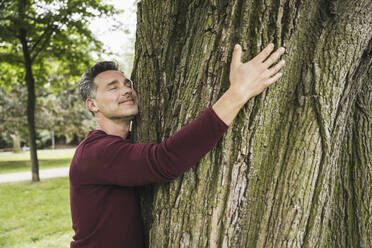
[110, 104, 139, 121]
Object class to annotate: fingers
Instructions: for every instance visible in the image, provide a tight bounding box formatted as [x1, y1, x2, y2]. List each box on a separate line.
[265, 60, 285, 78]
[263, 47, 285, 68]
[263, 59, 285, 86]
[230, 44, 242, 70]
[252, 43, 274, 63]
[265, 71, 283, 86]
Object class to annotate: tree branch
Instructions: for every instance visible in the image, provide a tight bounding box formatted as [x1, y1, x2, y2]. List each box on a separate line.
[29, 23, 56, 54]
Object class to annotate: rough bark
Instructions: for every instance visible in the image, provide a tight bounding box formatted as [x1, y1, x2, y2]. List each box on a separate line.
[131, 0, 372, 247]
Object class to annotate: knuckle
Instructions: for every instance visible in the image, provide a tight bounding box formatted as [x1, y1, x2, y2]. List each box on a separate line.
[266, 58, 274, 66]
[275, 63, 282, 71]
[259, 72, 268, 80]
[264, 69, 271, 77]
[265, 49, 271, 55]
[259, 63, 267, 72]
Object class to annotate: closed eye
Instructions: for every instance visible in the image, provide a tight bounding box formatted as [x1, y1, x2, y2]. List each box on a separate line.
[124, 80, 132, 88]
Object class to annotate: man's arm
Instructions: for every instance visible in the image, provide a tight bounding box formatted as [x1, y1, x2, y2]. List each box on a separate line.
[213, 43, 285, 126]
[74, 44, 286, 187]
[74, 107, 228, 186]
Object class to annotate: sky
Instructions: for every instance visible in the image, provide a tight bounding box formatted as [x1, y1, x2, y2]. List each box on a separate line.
[88, 0, 137, 76]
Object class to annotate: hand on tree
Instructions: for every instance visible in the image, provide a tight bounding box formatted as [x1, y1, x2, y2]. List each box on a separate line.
[229, 43, 286, 103]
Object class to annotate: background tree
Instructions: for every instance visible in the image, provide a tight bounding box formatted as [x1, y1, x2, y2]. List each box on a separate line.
[0, 0, 116, 181]
[0, 84, 94, 150]
[0, 84, 28, 151]
[132, 0, 372, 247]
[38, 87, 95, 144]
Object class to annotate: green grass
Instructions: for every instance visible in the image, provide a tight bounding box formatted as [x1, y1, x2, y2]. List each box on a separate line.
[0, 149, 74, 174]
[0, 177, 73, 248]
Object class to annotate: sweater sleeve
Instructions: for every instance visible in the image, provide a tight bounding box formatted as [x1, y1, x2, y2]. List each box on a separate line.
[76, 107, 229, 186]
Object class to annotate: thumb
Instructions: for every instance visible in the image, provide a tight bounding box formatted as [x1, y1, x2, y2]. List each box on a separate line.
[230, 44, 242, 70]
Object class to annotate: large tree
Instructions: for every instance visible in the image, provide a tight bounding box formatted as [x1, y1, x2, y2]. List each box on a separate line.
[0, 0, 115, 181]
[132, 0, 372, 247]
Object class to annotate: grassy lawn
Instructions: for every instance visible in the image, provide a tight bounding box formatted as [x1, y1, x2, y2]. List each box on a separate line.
[0, 177, 73, 248]
[0, 149, 74, 174]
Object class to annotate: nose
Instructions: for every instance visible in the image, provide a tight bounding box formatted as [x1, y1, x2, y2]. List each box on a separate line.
[120, 84, 134, 96]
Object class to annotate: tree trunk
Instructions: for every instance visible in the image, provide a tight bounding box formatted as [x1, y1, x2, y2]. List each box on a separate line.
[10, 133, 21, 152]
[51, 130, 55, 149]
[19, 27, 40, 182]
[132, 0, 372, 247]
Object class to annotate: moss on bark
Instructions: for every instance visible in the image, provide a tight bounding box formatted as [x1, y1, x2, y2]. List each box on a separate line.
[132, 0, 372, 247]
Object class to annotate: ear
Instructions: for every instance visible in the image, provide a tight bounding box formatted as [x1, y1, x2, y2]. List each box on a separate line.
[86, 98, 99, 114]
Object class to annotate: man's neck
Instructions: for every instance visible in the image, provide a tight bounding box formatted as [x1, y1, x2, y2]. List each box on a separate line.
[95, 115, 131, 140]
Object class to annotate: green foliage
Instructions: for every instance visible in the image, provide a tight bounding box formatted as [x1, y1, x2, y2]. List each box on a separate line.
[0, 0, 118, 89]
[36, 130, 52, 148]
[0, 85, 95, 149]
[0, 85, 28, 139]
[37, 86, 95, 143]
[0, 0, 115, 149]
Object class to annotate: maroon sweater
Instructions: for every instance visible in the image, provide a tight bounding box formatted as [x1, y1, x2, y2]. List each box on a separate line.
[69, 107, 228, 247]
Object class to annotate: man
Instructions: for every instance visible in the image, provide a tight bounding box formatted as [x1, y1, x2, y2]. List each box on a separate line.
[69, 43, 285, 247]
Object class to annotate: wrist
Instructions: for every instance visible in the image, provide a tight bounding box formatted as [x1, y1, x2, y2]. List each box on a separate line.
[226, 87, 251, 106]
[212, 88, 246, 126]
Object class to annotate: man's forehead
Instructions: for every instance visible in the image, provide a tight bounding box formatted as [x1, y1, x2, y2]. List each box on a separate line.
[94, 70, 127, 85]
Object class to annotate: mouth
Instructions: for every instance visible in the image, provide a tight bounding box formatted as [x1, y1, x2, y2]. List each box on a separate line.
[119, 98, 135, 104]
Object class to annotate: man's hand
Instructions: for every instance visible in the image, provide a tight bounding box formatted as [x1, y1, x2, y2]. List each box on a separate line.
[229, 43, 285, 103]
[212, 43, 286, 126]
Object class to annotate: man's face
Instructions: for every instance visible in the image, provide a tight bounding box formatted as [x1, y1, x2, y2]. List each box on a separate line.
[90, 70, 139, 120]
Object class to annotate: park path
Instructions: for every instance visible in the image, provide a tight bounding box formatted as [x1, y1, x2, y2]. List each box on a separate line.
[0, 167, 69, 183]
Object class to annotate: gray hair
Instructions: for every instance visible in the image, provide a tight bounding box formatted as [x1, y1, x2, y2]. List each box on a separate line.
[78, 61, 119, 101]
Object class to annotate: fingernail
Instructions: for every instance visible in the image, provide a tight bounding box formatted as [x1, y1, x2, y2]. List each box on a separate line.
[235, 44, 240, 50]
[280, 47, 285, 52]
[269, 43, 274, 49]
